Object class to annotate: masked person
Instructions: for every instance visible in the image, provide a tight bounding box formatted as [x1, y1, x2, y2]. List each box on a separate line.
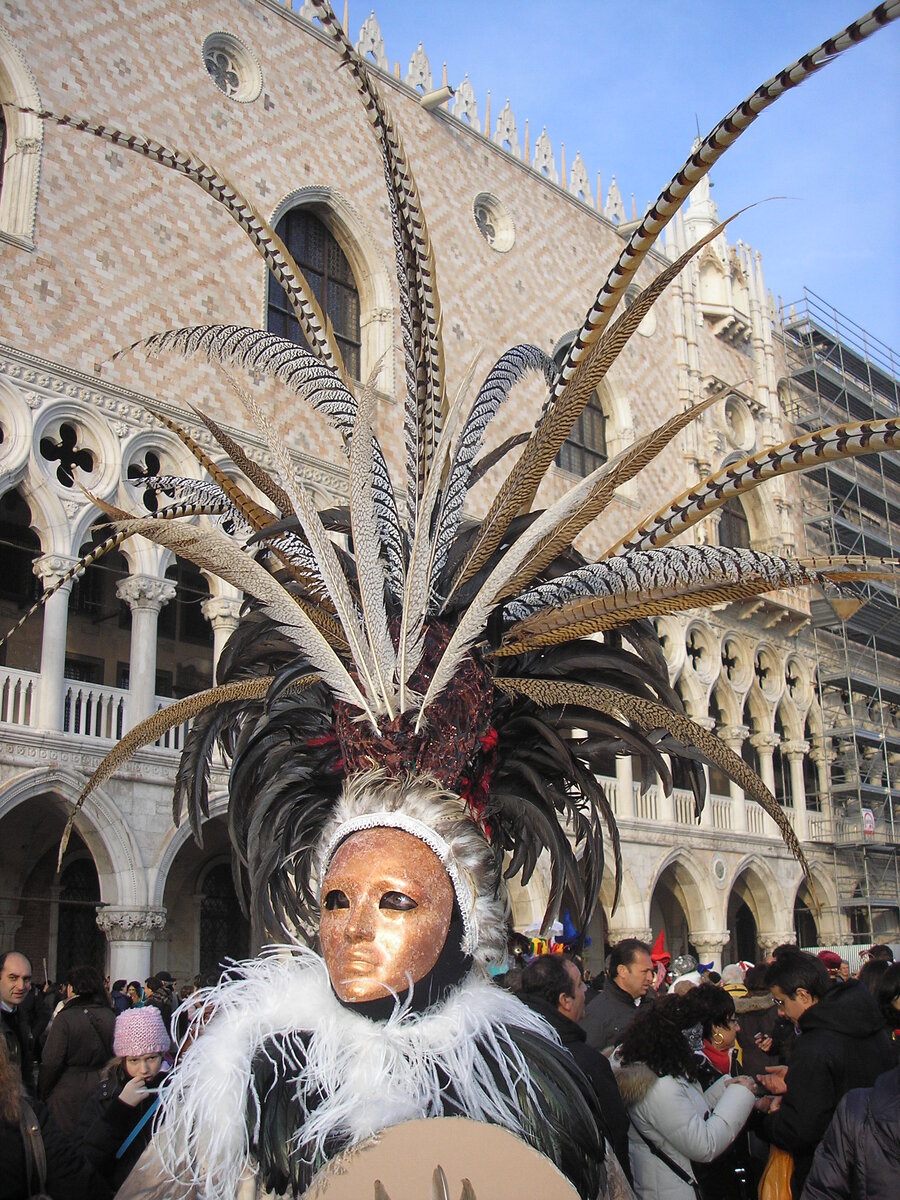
[20, 2, 899, 1198]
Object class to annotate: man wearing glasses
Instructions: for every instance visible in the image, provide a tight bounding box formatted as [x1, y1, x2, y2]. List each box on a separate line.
[755, 949, 892, 1198]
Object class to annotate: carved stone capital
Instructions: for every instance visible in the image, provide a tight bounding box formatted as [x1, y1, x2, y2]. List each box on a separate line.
[95, 906, 167, 942]
[756, 932, 795, 957]
[116, 575, 177, 612]
[750, 732, 780, 752]
[717, 724, 749, 750]
[782, 740, 810, 761]
[689, 930, 730, 955]
[33, 553, 80, 590]
[607, 927, 653, 947]
[201, 595, 243, 627]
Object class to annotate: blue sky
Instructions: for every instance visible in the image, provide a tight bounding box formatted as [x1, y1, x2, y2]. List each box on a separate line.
[338, 2, 900, 357]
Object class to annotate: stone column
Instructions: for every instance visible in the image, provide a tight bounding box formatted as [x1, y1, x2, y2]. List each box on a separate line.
[782, 739, 810, 842]
[614, 754, 635, 818]
[750, 732, 781, 836]
[200, 594, 243, 678]
[95, 905, 167, 982]
[116, 576, 176, 730]
[33, 554, 79, 731]
[0, 913, 24, 947]
[689, 930, 730, 971]
[719, 725, 749, 832]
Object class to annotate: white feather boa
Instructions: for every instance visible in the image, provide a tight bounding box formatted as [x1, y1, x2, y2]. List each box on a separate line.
[156, 947, 559, 1199]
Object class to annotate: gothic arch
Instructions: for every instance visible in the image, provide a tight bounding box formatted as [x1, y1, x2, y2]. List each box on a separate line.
[268, 185, 394, 392]
[794, 865, 841, 945]
[729, 854, 791, 933]
[649, 849, 719, 933]
[0, 21, 43, 247]
[149, 787, 229, 907]
[0, 766, 145, 906]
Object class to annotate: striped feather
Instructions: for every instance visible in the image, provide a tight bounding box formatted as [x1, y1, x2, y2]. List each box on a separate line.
[494, 676, 805, 867]
[608, 418, 900, 555]
[349, 361, 397, 715]
[113, 516, 372, 719]
[430, 345, 554, 588]
[309, 0, 445, 535]
[447, 215, 736, 599]
[549, 3, 900, 401]
[58, 675, 319, 865]
[496, 549, 894, 653]
[222, 371, 386, 715]
[20, 108, 344, 377]
[498, 386, 728, 602]
[189, 405, 293, 516]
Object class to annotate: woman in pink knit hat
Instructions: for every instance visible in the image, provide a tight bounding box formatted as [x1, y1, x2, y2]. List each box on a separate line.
[79, 1006, 172, 1192]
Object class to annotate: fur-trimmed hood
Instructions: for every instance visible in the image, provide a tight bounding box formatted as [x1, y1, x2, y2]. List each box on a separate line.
[614, 1060, 660, 1108]
[734, 992, 774, 1014]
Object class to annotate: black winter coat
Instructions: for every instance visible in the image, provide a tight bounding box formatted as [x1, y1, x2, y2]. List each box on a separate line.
[0, 1097, 112, 1200]
[80, 1066, 167, 1191]
[1, 1008, 35, 1094]
[581, 981, 652, 1052]
[518, 992, 632, 1182]
[801, 1065, 900, 1200]
[38, 997, 116, 1134]
[761, 980, 895, 1200]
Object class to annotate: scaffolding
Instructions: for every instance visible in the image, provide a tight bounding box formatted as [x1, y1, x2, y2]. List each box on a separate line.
[782, 289, 900, 941]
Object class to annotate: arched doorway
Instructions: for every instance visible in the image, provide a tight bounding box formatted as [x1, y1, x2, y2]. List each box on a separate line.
[56, 855, 105, 979]
[727, 892, 758, 963]
[794, 882, 819, 949]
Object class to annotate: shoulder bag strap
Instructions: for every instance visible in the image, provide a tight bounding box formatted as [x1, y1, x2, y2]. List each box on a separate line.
[19, 1099, 48, 1197]
[634, 1125, 701, 1198]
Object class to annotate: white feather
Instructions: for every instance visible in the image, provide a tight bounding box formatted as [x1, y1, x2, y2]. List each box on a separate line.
[155, 948, 560, 1200]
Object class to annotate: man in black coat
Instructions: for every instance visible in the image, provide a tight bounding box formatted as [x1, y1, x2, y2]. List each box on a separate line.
[757, 950, 894, 1200]
[518, 953, 632, 1183]
[0, 949, 36, 1091]
[581, 937, 654, 1053]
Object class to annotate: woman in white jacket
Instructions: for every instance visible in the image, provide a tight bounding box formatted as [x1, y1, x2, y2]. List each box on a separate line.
[614, 994, 757, 1200]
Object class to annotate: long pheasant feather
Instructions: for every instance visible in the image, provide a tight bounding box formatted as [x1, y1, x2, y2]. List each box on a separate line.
[498, 385, 729, 602]
[58, 675, 319, 865]
[15, 106, 345, 377]
[607, 418, 900, 556]
[189, 404, 292, 515]
[549, 2, 900, 400]
[495, 677, 805, 867]
[223, 371, 385, 713]
[496, 550, 894, 653]
[448, 214, 737, 599]
[309, 0, 445, 535]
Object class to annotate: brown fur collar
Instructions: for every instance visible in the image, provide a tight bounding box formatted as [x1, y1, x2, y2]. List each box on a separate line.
[734, 992, 774, 1014]
[614, 1060, 660, 1108]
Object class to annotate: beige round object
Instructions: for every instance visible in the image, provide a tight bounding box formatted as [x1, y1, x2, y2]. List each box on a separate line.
[308, 1117, 580, 1199]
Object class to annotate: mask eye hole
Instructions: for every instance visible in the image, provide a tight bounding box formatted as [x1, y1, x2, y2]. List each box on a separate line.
[380, 891, 417, 911]
[324, 889, 350, 910]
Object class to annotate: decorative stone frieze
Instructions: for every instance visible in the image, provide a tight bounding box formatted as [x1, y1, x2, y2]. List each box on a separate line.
[405, 43, 432, 93]
[96, 906, 167, 942]
[355, 12, 388, 71]
[32, 553, 80, 590]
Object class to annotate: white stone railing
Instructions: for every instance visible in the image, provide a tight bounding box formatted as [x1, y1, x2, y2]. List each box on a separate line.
[673, 789, 695, 825]
[747, 804, 768, 836]
[63, 680, 128, 740]
[711, 795, 733, 831]
[633, 782, 658, 821]
[0, 666, 38, 726]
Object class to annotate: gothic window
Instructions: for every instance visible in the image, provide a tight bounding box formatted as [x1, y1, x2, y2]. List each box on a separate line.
[268, 209, 361, 380]
[718, 495, 751, 549]
[552, 339, 608, 477]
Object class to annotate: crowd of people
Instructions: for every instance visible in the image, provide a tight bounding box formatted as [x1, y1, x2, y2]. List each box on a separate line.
[2, 940, 899, 1198]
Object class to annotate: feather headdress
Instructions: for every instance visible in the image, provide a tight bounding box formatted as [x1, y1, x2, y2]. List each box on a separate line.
[5, 1, 899, 953]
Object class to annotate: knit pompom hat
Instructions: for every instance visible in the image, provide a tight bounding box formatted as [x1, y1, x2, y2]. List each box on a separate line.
[114, 1005, 170, 1057]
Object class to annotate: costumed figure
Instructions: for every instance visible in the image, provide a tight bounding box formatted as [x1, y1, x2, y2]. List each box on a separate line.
[3, 2, 900, 1197]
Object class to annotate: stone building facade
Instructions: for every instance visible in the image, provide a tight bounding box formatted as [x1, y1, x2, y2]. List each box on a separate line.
[0, 0, 894, 983]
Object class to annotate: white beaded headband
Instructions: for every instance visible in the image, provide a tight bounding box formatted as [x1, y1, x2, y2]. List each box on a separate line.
[319, 812, 479, 956]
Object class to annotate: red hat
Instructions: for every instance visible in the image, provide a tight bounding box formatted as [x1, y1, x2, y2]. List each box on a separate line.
[650, 930, 671, 965]
[817, 950, 842, 970]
